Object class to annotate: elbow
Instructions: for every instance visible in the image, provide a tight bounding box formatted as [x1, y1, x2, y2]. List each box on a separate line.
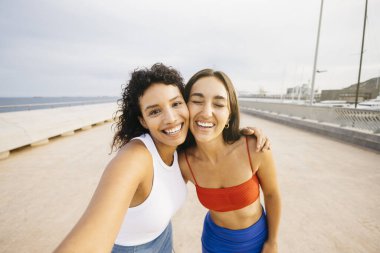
[264, 191, 281, 204]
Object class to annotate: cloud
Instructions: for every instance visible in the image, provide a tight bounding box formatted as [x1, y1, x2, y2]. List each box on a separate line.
[0, 0, 379, 96]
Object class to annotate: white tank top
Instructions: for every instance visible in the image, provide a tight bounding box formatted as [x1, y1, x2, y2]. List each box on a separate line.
[114, 134, 188, 246]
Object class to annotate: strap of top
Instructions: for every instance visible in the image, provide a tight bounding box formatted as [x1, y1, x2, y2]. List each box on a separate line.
[184, 152, 199, 186]
[245, 136, 254, 173]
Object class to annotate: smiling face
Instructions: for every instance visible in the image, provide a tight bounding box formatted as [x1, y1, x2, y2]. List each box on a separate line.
[187, 76, 231, 144]
[138, 83, 189, 150]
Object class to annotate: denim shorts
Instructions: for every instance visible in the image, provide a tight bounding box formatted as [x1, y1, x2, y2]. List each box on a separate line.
[111, 222, 172, 253]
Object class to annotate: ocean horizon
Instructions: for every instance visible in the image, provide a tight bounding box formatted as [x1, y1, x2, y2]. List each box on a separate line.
[0, 96, 119, 113]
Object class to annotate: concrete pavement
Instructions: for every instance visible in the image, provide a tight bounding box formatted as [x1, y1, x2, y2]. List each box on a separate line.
[0, 113, 379, 253]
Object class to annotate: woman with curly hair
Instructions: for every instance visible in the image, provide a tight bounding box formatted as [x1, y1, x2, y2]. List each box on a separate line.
[54, 63, 268, 253]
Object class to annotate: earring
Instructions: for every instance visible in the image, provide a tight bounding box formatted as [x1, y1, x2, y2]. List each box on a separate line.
[225, 123, 230, 129]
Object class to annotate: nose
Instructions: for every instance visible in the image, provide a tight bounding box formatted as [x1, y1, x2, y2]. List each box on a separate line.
[201, 102, 213, 117]
[164, 108, 177, 124]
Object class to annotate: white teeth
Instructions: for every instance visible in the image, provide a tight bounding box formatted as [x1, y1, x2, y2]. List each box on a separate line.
[163, 124, 182, 135]
[196, 121, 214, 128]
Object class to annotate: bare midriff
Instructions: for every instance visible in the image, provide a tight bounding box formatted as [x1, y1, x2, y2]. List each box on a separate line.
[209, 198, 262, 230]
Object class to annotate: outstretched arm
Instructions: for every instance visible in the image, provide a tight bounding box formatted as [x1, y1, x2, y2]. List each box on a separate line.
[54, 141, 151, 253]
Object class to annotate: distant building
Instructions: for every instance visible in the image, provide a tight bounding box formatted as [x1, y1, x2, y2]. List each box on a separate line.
[286, 83, 311, 96]
[320, 77, 380, 102]
[286, 83, 312, 100]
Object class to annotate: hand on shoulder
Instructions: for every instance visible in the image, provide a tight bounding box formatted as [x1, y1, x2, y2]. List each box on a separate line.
[240, 126, 271, 152]
[243, 136, 274, 169]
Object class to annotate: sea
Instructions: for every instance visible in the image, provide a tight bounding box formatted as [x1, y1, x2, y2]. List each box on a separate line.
[0, 97, 119, 113]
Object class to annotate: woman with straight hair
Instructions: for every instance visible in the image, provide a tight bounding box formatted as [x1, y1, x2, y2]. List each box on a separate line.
[180, 69, 281, 253]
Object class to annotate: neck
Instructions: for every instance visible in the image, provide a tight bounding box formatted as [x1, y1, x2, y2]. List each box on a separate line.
[158, 148, 176, 166]
[194, 136, 227, 164]
[151, 140, 177, 166]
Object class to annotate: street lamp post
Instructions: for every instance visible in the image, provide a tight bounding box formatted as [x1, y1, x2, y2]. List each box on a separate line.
[354, 0, 368, 108]
[310, 0, 324, 105]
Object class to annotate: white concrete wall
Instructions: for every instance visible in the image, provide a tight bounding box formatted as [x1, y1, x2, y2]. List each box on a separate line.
[0, 103, 118, 157]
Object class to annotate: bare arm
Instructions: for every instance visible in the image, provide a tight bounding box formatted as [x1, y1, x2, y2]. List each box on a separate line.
[54, 141, 151, 253]
[256, 150, 281, 253]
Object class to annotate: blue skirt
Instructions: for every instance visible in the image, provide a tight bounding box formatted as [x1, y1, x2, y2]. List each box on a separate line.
[202, 211, 268, 253]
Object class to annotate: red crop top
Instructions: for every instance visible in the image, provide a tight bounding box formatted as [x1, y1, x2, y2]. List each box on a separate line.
[185, 137, 260, 212]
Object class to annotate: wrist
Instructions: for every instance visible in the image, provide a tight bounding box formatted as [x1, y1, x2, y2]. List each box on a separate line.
[265, 239, 278, 246]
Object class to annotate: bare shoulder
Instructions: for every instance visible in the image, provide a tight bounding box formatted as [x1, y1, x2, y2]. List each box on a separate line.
[255, 148, 273, 162]
[178, 148, 195, 183]
[238, 136, 273, 169]
[115, 139, 151, 161]
[236, 135, 258, 154]
[178, 150, 186, 168]
[105, 139, 152, 182]
[254, 146, 275, 172]
[94, 138, 154, 205]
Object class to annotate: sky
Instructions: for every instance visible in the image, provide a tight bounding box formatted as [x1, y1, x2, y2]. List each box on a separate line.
[0, 0, 379, 97]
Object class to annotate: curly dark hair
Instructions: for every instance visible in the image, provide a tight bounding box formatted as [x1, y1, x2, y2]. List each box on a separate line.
[111, 63, 185, 151]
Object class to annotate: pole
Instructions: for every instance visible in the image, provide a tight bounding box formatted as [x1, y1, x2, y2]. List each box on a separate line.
[354, 0, 368, 108]
[310, 0, 324, 105]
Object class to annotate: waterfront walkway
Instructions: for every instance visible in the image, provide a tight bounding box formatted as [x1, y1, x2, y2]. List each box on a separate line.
[0, 113, 379, 253]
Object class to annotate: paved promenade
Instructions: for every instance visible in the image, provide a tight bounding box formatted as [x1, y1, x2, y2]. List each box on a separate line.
[0, 113, 379, 253]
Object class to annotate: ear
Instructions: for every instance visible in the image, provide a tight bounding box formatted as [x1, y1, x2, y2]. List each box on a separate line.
[138, 116, 148, 129]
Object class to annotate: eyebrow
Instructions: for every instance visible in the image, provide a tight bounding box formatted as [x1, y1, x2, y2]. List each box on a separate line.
[190, 93, 227, 100]
[144, 95, 181, 111]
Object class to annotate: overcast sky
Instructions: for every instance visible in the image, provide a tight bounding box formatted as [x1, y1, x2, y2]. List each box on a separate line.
[1, 0, 379, 96]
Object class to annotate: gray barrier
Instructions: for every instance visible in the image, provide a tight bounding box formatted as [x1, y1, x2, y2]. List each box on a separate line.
[239, 100, 380, 152]
[239, 100, 380, 133]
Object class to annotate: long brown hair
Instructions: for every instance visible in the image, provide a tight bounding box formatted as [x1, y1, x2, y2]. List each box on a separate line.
[182, 69, 240, 148]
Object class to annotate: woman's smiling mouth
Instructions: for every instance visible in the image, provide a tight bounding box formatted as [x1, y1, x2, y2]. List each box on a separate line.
[162, 123, 183, 135]
[195, 121, 215, 128]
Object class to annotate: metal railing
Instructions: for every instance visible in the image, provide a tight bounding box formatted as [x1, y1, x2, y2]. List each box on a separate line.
[239, 100, 380, 133]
